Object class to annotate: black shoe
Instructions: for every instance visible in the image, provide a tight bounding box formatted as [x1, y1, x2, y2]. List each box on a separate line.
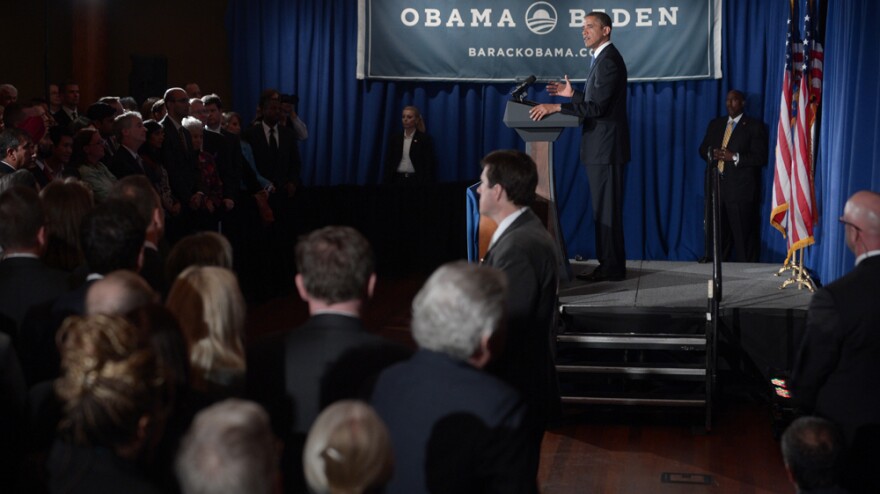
[697, 256, 712, 264]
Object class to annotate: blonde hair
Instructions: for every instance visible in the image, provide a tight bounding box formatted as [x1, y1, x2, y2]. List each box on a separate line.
[304, 400, 393, 494]
[403, 105, 426, 133]
[166, 266, 246, 391]
[55, 315, 164, 449]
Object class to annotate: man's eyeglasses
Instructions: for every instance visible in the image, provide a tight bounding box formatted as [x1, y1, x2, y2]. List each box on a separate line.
[839, 217, 862, 232]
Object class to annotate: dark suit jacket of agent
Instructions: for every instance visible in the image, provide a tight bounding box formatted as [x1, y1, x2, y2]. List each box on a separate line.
[383, 130, 438, 184]
[482, 208, 561, 424]
[698, 114, 769, 204]
[371, 349, 533, 494]
[791, 255, 880, 445]
[562, 43, 630, 167]
[159, 115, 198, 206]
[241, 123, 301, 189]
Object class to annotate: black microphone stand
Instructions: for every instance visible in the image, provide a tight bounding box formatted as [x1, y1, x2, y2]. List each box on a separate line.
[704, 148, 722, 431]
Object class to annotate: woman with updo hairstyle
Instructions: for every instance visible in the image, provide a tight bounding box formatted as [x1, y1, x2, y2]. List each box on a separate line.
[303, 400, 393, 494]
[48, 314, 167, 494]
[40, 178, 94, 273]
[166, 266, 246, 402]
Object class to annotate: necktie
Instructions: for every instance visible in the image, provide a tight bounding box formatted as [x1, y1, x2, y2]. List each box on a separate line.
[136, 155, 146, 174]
[179, 127, 189, 151]
[269, 127, 278, 153]
[718, 120, 734, 173]
[71, 110, 78, 120]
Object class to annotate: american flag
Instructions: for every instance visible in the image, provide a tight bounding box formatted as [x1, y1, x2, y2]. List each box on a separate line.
[769, 0, 799, 239]
[771, 0, 823, 261]
[788, 0, 823, 258]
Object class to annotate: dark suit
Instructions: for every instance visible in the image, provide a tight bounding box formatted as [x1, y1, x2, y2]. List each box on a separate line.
[0, 161, 17, 176]
[247, 313, 409, 493]
[0, 332, 27, 487]
[371, 349, 532, 494]
[160, 116, 198, 207]
[109, 146, 149, 179]
[383, 130, 438, 185]
[791, 255, 880, 444]
[52, 108, 76, 131]
[482, 208, 560, 480]
[561, 43, 630, 276]
[241, 123, 302, 299]
[19, 279, 95, 386]
[241, 122, 301, 190]
[0, 256, 70, 340]
[698, 114, 768, 261]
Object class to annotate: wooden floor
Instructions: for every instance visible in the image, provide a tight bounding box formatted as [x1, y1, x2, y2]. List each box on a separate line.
[246, 275, 793, 494]
[538, 404, 791, 493]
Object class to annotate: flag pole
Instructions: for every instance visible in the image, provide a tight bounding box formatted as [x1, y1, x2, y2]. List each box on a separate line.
[779, 246, 816, 292]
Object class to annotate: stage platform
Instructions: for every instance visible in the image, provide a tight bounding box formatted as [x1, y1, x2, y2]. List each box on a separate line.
[556, 260, 815, 404]
[560, 260, 814, 311]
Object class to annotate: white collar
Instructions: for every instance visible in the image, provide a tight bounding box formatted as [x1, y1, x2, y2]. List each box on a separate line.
[855, 250, 880, 266]
[489, 207, 529, 249]
[590, 40, 612, 59]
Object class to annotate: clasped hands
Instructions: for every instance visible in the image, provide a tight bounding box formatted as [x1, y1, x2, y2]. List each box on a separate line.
[528, 75, 574, 121]
[712, 148, 733, 161]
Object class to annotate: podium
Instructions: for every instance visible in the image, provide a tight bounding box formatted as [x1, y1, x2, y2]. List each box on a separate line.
[483, 100, 579, 280]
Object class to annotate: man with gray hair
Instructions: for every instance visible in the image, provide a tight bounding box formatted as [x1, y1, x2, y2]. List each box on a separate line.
[0, 84, 17, 107]
[176, 399, 280, 494]
[780, 416, 846, 494]
[371, 261, 533, 494]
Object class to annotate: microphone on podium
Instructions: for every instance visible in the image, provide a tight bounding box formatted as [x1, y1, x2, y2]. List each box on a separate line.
[510, 75, 537, 102]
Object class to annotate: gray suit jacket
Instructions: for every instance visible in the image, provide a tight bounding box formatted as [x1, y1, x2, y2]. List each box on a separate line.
[482, 209, 560, 423]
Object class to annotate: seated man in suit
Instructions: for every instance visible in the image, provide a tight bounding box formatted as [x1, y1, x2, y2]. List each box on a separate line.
[52, 81, 80, 131]
[109, 111, 151, 179]
[108, 175, 167, 294]
[19, 200, 146, 385]
[791, 190, 880, 492]
[0, 129, 30, 177]
[176, 399, 279, 494]
[0, 186, 70, 340]
[371, 261, 533, 494]
[247, 225, 409, 492]
[780, 416, 847, 494]
[85, 270, 156, 317]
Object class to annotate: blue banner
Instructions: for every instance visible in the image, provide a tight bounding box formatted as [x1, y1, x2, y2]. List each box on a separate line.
[357, 0, 722, 82]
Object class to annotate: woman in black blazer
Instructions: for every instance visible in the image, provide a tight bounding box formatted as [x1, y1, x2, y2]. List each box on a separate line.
[383, 106, 438, 185]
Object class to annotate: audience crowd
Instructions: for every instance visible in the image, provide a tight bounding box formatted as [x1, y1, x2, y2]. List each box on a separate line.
[1, 79, 879, 494]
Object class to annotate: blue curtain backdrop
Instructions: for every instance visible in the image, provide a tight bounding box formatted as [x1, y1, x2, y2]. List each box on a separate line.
[226, 0, 880, 285]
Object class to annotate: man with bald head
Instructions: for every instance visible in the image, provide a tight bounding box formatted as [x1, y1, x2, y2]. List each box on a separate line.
[792, 190, 880, 450]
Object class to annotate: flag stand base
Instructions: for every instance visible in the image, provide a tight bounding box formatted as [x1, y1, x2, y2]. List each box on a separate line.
[775, 248, 816, 292]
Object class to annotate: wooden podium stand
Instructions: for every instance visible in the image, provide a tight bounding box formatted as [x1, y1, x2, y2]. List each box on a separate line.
[477, 100, 580, 280]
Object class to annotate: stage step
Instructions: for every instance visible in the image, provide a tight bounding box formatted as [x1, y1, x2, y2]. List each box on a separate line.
[560, 395, 706, 407]
[556, 363, 706, 378]
[555, 306, 713, 426]
[558, 333, 705, 350]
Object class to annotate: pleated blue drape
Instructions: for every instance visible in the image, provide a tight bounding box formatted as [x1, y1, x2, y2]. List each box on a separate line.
[226, 0, 880, 285]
